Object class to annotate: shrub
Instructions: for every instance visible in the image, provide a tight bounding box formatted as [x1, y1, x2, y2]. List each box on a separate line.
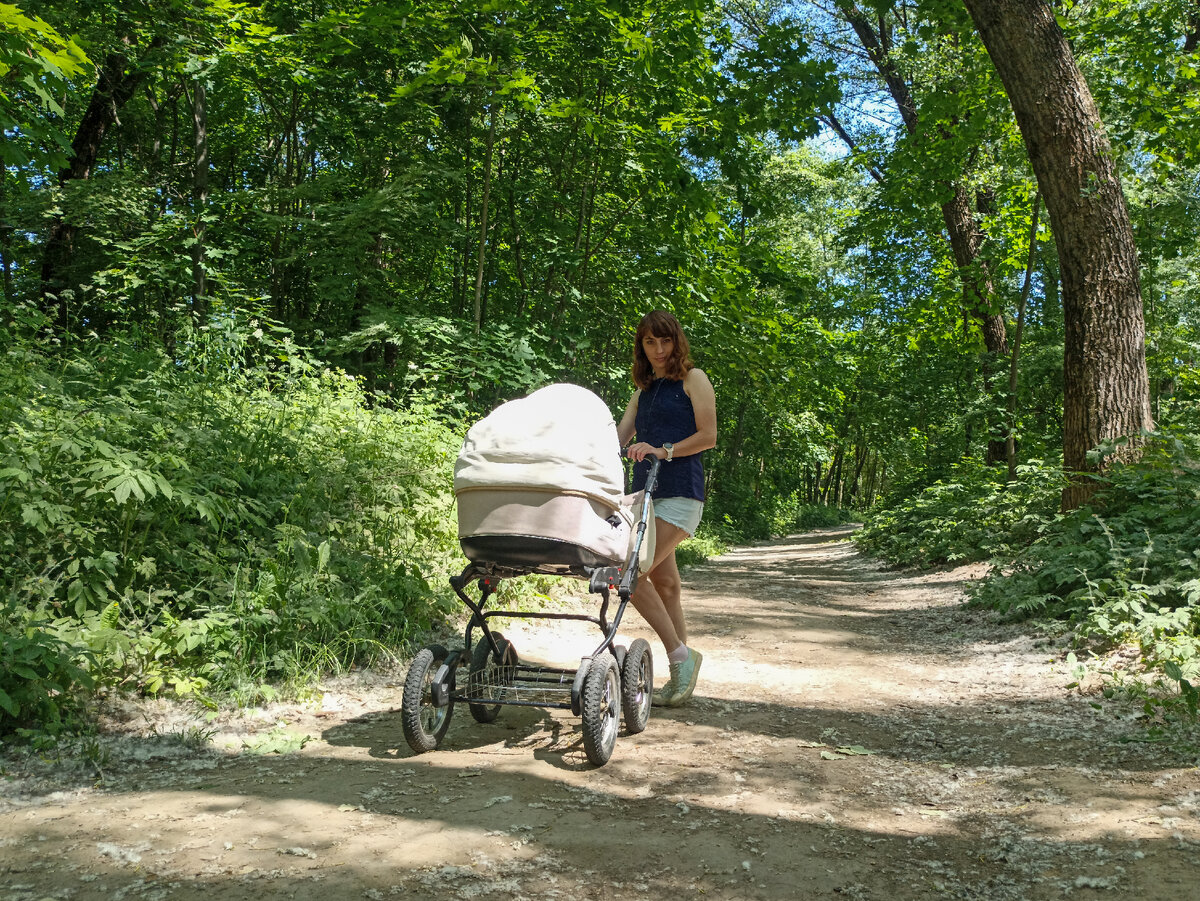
[0, 319, 463, 720]
[0, 603, 94, 734]
[853, 456, 1064, 567]
[675, 528, 727, 569]
[971, 431, 1200, 650]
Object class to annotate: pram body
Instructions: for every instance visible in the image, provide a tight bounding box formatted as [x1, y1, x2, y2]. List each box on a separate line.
[400, 384, 659, 766]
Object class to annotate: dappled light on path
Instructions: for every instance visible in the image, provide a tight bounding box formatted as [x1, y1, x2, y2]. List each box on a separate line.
[3, 527, 1199, 900]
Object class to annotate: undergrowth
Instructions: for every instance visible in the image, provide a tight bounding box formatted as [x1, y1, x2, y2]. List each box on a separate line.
[856, 429, 1200, 732]
[853, 456, 1064, 567]
[971, 429, 1200, 728]
[0, 316, 463, 734]
[676, 528, 727, 569]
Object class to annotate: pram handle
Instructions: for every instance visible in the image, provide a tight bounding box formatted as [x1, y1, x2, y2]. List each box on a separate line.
[618, 455, 660, 597]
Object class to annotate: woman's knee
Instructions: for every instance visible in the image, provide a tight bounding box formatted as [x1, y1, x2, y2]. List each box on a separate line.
[649, 567, 680, 598]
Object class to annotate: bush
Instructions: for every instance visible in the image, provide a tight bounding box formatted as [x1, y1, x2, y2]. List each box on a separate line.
[675, 528, 727, 569]
[0, 318, 463, 718]
[971, 431, 1200, 668]
[0, 603, 94, 734]
[853, 456, 1064, 567]
[965, 428, 1200, 728]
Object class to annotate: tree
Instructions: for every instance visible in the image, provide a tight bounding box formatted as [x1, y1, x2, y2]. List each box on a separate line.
[811, 1, 1013, 462]
[961, 0, 1153, 510]
[39, 36, 163, 327]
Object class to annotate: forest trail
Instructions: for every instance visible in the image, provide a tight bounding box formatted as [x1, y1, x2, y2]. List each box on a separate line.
[3, 526, 1199, 900]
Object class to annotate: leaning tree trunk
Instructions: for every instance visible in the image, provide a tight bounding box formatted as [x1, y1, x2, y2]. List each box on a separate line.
[943, 183, 1009, 463]
[961, 0, 1152, 511]
[836, 1, 1009, 459]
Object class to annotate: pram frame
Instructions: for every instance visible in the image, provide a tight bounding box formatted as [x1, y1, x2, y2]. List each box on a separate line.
[401, 458, 660, 767]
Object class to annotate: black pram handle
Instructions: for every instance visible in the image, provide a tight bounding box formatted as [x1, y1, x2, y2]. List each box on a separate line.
[618, 455, 659, 598]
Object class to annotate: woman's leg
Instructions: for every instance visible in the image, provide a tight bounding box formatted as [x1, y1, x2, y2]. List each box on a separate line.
[629, 576, 681, 654]
[647, 520, 688, 644]
[629, 518, 691, 655]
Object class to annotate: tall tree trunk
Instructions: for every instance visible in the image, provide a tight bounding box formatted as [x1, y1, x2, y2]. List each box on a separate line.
[836, 2, 1008, 452]
[0, 142, 12, 304]
[190, 77, 209, 322]
[945, 183, 1009, 462]
[961, 0, 1153, 511]
[1007, 193, 1041, 482]
[40, 45, 156, 330]
[472, 102, 498, 334]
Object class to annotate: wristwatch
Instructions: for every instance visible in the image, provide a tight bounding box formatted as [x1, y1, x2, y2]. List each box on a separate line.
[662, 442, 674, 461]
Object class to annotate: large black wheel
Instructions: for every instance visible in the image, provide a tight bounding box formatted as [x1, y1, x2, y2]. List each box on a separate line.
[468, 632, 517, 724]
[620, 638, 653, 735]
[401, 644, 453, 754]
[581, 654, 621, 766]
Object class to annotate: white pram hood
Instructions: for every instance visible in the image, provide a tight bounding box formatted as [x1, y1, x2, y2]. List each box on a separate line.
[454, 383, 624, 507]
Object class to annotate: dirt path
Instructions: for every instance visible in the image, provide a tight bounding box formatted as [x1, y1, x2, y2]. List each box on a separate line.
[4, 526, 1199, 900]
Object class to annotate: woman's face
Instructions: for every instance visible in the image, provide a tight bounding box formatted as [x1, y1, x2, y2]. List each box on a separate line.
[642, 332, 674, 374]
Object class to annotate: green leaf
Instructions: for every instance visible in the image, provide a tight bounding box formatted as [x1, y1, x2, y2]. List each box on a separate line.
[0, 687, 17, 717]
[106, 473, 144, 504]
[242, 727, 311, 755]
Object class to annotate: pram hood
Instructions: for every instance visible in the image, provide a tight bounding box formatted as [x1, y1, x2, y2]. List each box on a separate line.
[454, 383, 624, 508]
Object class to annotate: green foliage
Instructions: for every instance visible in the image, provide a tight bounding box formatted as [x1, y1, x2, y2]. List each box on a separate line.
[674, 528, 727, 569]
[0, 315, 462, 724]
[854, 457, 1064, 567]
[972, 431, 1200, 621]
[0, 2, 89, 167]
[971, 428, 1200, 721]
[0, 601, 94, 734]
[329, 313, 555, 417]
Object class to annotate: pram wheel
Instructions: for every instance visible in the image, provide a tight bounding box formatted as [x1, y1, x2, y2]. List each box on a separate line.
[468, 632, 517, 724]
[401, 644, 453, 753]
[620, 638, 653, 735]
[581, 655, 621, 766]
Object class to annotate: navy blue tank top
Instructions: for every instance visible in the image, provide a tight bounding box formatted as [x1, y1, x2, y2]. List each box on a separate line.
[632, 377, 705, 501]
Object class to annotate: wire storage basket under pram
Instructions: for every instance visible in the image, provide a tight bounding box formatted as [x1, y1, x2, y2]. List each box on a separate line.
[400, 384, 658, 767]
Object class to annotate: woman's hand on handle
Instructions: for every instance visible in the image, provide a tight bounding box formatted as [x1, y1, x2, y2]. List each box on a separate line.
[625, 442, 665, 462]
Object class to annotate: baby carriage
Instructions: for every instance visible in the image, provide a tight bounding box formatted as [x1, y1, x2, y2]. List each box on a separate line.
[400, 384, 660, 766]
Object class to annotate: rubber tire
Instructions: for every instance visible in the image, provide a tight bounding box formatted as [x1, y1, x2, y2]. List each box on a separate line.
[581, 654, 621, 766]
[468, 632, 516, 724]
[401, 644, 453, 754]
[620, 638, 653, 735]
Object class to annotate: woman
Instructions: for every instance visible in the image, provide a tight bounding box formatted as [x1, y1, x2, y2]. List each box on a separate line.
[617, 310, 717, 707]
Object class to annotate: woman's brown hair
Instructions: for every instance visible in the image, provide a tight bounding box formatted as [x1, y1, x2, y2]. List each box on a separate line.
[633, 310, 693, 390]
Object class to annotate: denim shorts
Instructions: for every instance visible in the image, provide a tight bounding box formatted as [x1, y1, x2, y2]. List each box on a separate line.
[653, 497, 704, 536]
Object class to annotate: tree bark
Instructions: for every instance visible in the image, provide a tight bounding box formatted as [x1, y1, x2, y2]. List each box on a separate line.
[961, 0, 1153, 510]
[0, 140, 12, 304]
[190, 77, 209, 322]
[472, 102, 498, 334]
[1007, 193, 1041, 482]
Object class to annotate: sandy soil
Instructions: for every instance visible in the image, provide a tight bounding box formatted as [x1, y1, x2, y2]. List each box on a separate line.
[3, 526, 1199, 901]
